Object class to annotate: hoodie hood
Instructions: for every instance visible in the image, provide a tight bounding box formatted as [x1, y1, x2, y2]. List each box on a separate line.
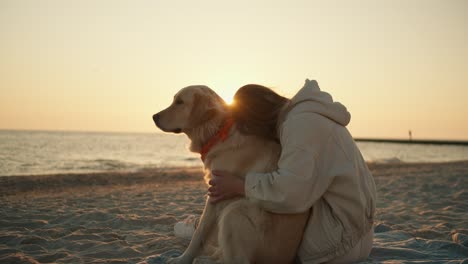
[289, 79, 351, 126]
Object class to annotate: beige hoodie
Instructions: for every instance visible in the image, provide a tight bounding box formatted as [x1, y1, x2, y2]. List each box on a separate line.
[245, 79, 377, 263]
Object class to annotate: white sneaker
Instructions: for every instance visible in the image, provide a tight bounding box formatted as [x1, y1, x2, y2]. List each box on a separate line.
[174, 214, 198, 239]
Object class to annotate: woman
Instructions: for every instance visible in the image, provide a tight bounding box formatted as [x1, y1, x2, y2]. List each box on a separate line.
[208, 79, 377, 263]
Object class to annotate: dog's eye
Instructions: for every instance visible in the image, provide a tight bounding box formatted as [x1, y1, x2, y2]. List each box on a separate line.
[175, 99, 184, 105]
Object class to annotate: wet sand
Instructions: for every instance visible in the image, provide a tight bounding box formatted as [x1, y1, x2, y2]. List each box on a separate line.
[1, 162, 467, 263]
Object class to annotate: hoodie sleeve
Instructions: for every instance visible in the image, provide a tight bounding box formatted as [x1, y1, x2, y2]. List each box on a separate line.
[244, 112, 335, 214]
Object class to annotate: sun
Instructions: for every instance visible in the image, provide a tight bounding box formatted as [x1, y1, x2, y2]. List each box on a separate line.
[224, 96, 234, 105]
[218, 90, 235, 105]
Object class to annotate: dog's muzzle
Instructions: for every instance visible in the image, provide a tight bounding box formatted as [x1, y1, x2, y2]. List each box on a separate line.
[152, 113, 182, 133]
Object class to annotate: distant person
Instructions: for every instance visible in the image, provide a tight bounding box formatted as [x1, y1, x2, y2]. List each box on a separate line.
[409, 130, 413, 141]
[208, 79, 377, 263]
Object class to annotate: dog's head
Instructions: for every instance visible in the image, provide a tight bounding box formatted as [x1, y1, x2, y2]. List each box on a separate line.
[153, 85, 227, 134]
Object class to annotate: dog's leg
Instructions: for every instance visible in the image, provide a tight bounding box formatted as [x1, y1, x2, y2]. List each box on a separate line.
[218, 203, 259, 264]
[169, 199, 217, 264]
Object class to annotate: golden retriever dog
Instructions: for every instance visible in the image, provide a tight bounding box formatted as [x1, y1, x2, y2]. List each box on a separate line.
[153, 85, 308, 264]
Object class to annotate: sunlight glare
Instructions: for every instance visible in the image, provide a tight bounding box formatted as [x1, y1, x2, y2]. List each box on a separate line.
[217, 89, 235, 105]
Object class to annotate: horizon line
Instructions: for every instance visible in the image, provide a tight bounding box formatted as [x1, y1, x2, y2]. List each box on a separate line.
[1, 128, 468, 144]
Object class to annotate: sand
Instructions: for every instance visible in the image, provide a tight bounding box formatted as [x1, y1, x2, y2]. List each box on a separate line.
[1, 162, 467, 263]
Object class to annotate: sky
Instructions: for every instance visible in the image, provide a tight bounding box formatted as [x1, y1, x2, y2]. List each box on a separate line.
[1, 0, 467, 140]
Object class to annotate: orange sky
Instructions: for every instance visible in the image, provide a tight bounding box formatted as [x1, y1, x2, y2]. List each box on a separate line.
[1, 0, 467, 140]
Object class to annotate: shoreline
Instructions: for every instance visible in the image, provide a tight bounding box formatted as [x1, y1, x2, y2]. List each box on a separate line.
[0, 167, 204, 197]
[1, 160, 467, 196]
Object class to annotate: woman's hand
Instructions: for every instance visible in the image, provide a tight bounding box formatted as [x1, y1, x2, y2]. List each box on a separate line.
[208, 170, 245, 204]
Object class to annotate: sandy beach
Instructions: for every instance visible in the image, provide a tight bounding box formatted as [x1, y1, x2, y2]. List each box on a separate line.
[1, 162, 467, 263]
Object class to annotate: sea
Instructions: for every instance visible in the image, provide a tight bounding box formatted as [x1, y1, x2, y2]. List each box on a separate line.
[1, 130, 468, 176]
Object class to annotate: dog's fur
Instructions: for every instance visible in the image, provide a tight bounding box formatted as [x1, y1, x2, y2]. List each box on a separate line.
[153, 85, 309, 264]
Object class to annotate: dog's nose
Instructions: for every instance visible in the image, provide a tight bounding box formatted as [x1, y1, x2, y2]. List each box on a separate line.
[153, 114, 160, 125]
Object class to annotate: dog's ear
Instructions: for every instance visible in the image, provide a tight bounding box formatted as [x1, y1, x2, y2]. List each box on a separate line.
[190, 93, 222, 126]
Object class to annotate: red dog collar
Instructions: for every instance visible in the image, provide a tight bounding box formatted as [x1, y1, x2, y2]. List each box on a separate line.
[200, 118, 234, 162]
